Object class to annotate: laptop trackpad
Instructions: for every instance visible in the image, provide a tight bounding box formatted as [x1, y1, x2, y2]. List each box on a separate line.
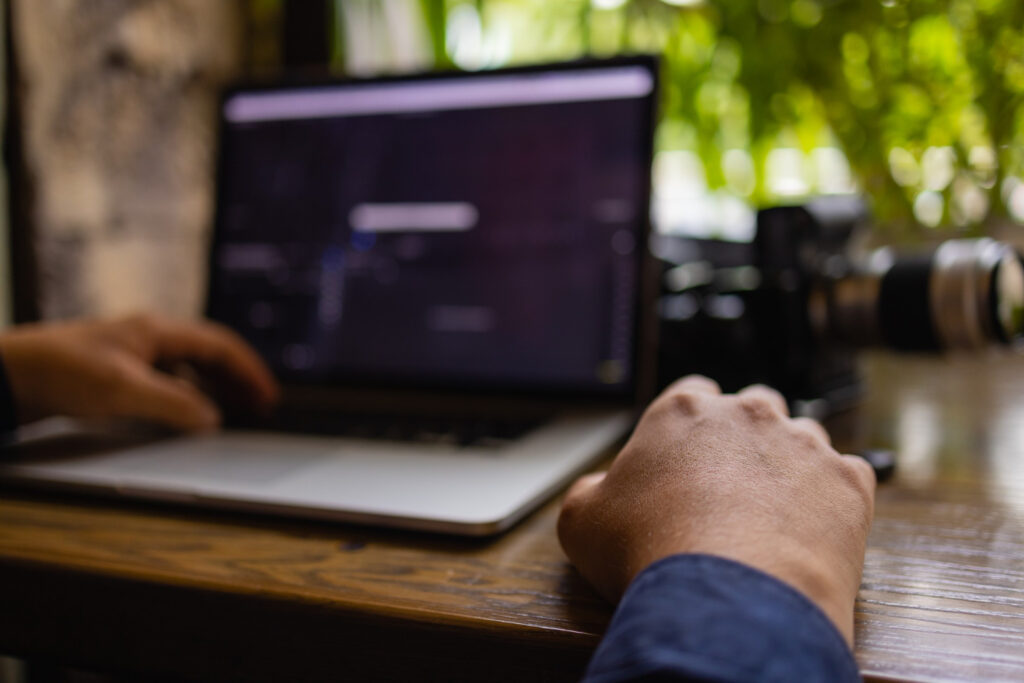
[14, 433, 339, 489]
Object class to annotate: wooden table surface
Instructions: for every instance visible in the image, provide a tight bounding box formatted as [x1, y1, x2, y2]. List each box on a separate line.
[1, 352, 1024, 682]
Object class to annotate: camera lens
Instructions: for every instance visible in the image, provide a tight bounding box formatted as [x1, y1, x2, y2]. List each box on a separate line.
[815, 238, 1024, 351]
[931, 239, 1024, 347]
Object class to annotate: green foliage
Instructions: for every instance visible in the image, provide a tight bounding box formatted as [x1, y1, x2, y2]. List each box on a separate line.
[419, 0, 453, 68]
[414, 0, 1024, 235]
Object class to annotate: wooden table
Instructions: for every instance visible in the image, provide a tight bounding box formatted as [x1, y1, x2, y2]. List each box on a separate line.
[1, 352, 1024, 682]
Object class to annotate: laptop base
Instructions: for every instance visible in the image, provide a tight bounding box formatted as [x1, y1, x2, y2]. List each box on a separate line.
[0, 411, 630, 536]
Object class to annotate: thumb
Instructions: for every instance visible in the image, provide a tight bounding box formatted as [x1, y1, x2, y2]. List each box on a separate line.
[558, 471, 607, 547]
[110, 364, 222, 432]
[564, 471, 607, 504]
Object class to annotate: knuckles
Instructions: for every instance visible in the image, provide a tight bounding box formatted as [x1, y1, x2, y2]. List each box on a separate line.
[654, 389, 785, 426]
[654, 390, 703, 418]
[735, 394, 782, 423]
[785, 423, 830, 454]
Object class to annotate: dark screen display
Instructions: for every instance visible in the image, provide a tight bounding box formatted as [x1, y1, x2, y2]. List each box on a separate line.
[208, 64, 654, 394]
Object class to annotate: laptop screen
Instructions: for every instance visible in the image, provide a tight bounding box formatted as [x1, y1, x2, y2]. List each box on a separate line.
[207, 59, 656, 397]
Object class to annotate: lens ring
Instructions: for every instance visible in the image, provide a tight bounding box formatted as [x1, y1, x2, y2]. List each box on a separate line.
[929, 239, 1000, 350]
[991, 251, 1024, 344]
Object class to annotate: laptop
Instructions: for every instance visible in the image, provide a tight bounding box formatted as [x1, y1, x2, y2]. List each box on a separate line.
[0, 57, 659, 535]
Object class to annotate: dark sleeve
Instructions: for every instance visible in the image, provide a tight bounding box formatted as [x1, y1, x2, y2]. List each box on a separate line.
[583, 554, 860, 683]
[0, 351, 19, 438]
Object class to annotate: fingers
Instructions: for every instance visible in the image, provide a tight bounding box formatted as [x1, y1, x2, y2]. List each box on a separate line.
[132, 315, 279, 408]
[737, 384, 789, 417]
[664, 375, 721, 397]
[792, 416, 832, 446]
[734, 385, 835, 448]
[110, 363, 222, 431]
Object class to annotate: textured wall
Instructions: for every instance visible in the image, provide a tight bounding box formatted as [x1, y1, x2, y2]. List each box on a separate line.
[11, 0, 244, 319]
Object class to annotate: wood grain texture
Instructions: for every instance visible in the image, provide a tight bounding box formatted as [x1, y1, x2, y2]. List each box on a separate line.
[0, 471, 607, 681]
[843, 352, 1024, 682]
[2, 352, 1024, 681]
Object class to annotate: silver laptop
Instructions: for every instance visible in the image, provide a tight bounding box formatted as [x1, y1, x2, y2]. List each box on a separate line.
[0, 58, 659, 535]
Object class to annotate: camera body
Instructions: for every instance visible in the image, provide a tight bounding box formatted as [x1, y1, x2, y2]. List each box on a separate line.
[655, 196, 1024, 413]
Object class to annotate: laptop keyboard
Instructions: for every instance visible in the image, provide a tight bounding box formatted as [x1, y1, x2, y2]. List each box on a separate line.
[235, 409, 547, 449]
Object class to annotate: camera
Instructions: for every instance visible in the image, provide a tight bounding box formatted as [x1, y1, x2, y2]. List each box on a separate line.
[654, 196, 1024, 414]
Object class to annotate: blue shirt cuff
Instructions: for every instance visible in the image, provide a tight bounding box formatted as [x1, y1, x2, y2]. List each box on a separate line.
[583, 553, 859, 683]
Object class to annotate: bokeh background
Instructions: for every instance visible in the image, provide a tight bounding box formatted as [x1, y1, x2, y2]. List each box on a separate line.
[289, 0, 1024, 242]
[5, 0, 1023, 321]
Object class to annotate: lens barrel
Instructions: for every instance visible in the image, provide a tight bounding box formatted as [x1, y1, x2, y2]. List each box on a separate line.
[815, 239, 1024, 351]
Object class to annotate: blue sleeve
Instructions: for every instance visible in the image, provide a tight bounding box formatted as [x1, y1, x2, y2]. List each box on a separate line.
[583, 554, 860, 683]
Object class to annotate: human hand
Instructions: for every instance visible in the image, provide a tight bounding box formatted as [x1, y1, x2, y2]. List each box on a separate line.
[0, 313, 279, 431]
[557, 376, 875, 646]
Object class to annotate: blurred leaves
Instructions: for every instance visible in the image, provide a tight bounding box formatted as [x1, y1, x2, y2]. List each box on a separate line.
[261, 0, 1024, 234]
[419, 0, 453, 68]
[407, 0, 1024, 235]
